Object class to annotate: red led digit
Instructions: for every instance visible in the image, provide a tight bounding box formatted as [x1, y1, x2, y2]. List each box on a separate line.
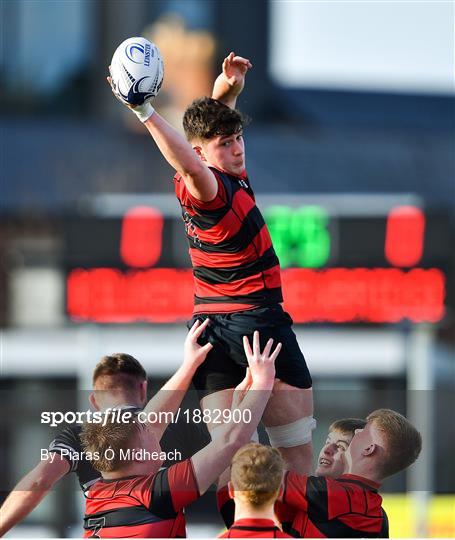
[120, 206, 163, 268]
[385, 206, 425, 267]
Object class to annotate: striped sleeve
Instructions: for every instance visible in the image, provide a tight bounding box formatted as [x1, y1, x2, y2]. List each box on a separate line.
[48, 426, 81, 473]
[174, 171, 227, 211]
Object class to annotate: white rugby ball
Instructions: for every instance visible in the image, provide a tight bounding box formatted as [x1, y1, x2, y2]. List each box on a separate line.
[110, 37, 164, 105]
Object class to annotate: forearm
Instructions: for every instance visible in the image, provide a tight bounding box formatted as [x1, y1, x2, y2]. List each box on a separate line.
[224, 382, 272, 446]
[0, 458, 67, 536]
[143, 112, 203, 177]
[192, 382, 273, 494]
[0, 489, 48, 536]
[212, 74, 240, 109]
[143, 364, 195, 425]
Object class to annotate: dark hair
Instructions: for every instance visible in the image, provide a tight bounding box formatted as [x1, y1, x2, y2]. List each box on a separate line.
[183, 97, 250, 141]
[329, 418, 367, 437]
[92, 353, 146, 385]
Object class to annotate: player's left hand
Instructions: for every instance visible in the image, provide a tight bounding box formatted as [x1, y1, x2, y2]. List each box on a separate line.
[222, 52, 252, 92]
[183, 318, 213, 369]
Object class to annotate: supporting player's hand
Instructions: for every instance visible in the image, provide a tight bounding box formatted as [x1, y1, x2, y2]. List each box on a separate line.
[243, 331, 280, 390]
[183, 319, 213, 370]
[231, 367, 253, 410]
[222, 52, 252, 95]
[107, 66, 132, 107]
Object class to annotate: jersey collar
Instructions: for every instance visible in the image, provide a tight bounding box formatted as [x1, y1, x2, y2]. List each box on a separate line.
[339, 474, 381, 491]
[232, 518, 278, 529]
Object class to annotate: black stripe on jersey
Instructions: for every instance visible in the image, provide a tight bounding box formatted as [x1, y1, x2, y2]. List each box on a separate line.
[312, 516, 382, 538]
[284, 525, 301, 539]
[84, 506, 162, 529]
[306, 476, 329, 522]
[149, 469, 178, 519]
[380, 509, 389, 538]
[181, 203, 231, 231]
[194, 287, 283, 306]
[219, 498, 235, 529]
[187, 205, 265, 254]
[193, 248, 279, 284]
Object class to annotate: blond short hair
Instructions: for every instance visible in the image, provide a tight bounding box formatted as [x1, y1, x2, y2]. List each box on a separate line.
[81, 417, 141, 473]
[231, 443, 284, 507]
[367, 409, 422, 479]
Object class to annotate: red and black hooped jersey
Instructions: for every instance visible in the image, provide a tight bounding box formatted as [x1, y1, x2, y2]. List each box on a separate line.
[83, 459, 199, 538]
[282, 472, 389, 538]
[218, 518, 293, 538]
[174, 167, 282, 314]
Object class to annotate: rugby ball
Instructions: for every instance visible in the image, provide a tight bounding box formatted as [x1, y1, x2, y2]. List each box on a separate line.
[110, 37, 164, 106]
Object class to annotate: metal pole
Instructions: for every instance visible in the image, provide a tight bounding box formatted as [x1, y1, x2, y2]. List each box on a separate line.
[407, 323, 434, 537]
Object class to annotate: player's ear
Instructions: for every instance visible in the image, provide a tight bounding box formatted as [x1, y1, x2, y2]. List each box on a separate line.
[277, 484, 284, 501]
[363, 443, 376, 457]
[228, 481, 235, 499]
[89, 392, 99, 411]
[139, 380, 147, 405]
[193, 145, 207, 162]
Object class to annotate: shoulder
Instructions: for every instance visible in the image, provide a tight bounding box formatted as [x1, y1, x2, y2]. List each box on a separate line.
[174, 168, 228, 210]
[49, 425, 81, 453]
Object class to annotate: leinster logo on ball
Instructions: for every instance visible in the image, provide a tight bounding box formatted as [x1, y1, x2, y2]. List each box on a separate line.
[125, 42, 151, 67]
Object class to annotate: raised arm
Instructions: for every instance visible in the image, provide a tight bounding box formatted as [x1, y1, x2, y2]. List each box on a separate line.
[108, 74, 217, 202]
[212, 52, 252, 110]
[142, 319, 212, 441]
[0, 456, 69, 536]
[191, 331, 281, 494]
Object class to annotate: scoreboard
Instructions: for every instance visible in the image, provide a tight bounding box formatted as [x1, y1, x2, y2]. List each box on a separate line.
[64, 194, 451, 324]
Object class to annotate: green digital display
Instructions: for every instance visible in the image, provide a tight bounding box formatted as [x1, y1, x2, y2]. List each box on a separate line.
[263, 206, 331, 268]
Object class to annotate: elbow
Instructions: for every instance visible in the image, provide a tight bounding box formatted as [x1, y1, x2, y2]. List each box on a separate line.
[220, 425, 251, 453]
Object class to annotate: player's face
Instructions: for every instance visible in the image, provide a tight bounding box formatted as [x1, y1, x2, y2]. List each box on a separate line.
[202, 132, 245, 176]
[315, 429, 352, 478]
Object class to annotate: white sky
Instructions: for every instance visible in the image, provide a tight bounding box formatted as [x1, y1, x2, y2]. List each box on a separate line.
[270, 0, 454, 94]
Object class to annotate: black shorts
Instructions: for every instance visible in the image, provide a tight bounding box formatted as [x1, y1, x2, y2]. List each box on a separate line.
[188, 304, 312, 399]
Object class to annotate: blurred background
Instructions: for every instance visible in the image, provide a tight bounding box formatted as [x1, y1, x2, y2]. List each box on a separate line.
[1, 0, 454, 537]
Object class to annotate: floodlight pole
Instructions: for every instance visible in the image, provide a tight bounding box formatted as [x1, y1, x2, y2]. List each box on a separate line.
[407, 323, 434, 538]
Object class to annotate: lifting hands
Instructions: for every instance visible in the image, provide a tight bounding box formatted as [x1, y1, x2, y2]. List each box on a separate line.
[213, 52, 253, 108]
[222, 52, 252, 90]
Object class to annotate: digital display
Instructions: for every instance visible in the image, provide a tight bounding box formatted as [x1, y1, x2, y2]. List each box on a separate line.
[64, 199, 451, 324]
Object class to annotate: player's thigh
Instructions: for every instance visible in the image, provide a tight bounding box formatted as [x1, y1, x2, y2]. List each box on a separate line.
[262, 381, 313, 427]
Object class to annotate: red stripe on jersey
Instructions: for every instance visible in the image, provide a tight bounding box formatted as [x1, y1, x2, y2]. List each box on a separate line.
[189, 226, 273, 268]
[193, 302, 259, 314]
[174, 172, 227, 211]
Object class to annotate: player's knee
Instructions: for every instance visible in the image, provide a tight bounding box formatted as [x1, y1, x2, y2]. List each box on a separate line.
[265, 416, 316, 448]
